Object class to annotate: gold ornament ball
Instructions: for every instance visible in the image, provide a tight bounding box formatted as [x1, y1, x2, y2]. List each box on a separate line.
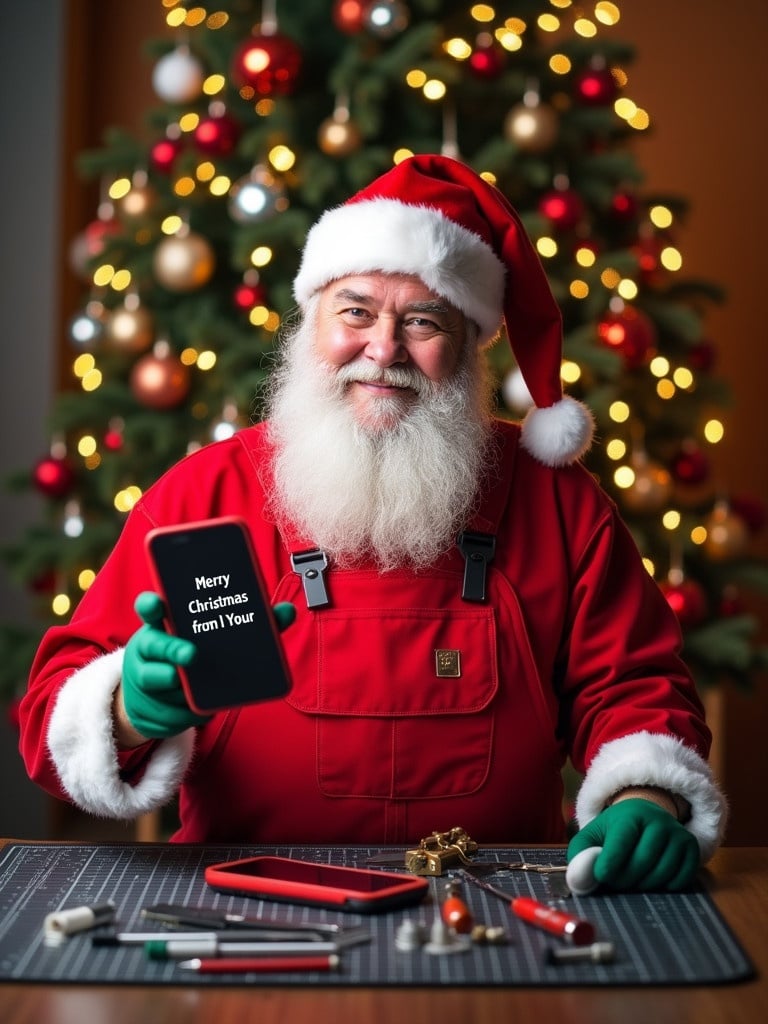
[104, 305, 154, 353]
[621, 461, 673, 513]
[317, 116, 362, 157]
[117, 184, 157, 221]
[153, 232, 215, 292]
[504, 102, 559, 153]
[703, 505, 750, 561]
[130, 351, 191, 409]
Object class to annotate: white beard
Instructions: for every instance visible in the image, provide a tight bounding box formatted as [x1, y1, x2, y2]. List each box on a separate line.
[263, 300, 496, 570]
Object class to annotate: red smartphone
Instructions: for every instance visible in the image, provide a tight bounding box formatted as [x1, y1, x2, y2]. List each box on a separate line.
[145, 517, 292, 714]
[204, 856, 429, 913]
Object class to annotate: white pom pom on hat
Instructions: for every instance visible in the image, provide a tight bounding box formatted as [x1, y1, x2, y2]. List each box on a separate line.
[293, 153, 594, 466]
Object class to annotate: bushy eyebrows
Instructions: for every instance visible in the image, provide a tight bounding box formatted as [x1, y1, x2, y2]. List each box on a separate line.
[330, 288, 450, 315]
[330, 288, 373, 305]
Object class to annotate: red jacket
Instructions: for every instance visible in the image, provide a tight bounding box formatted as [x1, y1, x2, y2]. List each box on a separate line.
[19, 420, 724, 851]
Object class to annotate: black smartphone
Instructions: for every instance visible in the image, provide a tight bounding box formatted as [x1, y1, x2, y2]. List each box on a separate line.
[204, 856, 429, 913]
[145, 516, 291, 714]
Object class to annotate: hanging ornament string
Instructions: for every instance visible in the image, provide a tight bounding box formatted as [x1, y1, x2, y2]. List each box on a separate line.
[318, 93, 362, 157]
[441, 99, 460, 160]
[660, 540, 708, 628]
[261, 0, 277, 35]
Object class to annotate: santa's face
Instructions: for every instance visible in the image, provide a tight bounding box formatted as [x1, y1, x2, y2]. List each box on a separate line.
[313, 273, 468, 432]
[264, 275, 493, 570]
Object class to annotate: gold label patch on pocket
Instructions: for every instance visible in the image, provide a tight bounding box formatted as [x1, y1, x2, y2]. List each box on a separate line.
[435, 649, 461, 677]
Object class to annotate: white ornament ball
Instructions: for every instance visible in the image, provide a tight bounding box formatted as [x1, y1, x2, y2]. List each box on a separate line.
[565, 845, 602, 895]
[365, 0, 410, 38]
[228, 170, 286, 224]
[502, 368, 534, 414]
[152, 47, 205, 104]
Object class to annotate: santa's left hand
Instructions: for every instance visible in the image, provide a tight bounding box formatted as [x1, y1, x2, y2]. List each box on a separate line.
[567, 798, 699, 892]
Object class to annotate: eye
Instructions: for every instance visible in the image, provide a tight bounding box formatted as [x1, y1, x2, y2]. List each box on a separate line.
[339, 306, 373, 324]
[404, 316, 441, 336]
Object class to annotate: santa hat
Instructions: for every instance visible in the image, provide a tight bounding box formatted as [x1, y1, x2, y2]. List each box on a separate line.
[293, 153, 594, 466]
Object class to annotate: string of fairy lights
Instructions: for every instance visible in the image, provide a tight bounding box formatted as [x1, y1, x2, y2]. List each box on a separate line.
[39, 0, 742, 626]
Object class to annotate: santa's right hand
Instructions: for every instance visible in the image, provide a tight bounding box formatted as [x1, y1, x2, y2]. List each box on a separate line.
[121, 591, 209, 739]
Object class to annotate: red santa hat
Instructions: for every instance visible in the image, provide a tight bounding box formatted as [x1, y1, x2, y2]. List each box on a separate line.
[293, 153, 594, 466]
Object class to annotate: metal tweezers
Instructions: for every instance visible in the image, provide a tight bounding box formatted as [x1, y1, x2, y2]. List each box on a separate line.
[462, 859, 568, 876]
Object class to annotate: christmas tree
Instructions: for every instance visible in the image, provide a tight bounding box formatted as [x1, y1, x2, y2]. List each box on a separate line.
[2, 0, 767, 705]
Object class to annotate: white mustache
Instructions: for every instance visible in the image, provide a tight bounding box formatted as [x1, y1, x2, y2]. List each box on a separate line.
[333, 362, 428, 394]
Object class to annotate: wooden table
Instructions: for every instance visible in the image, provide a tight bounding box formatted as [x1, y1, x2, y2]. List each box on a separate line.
[0, 844, 763, 1024]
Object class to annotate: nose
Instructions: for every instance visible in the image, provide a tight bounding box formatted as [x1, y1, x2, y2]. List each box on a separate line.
[363, 315, 408, 366]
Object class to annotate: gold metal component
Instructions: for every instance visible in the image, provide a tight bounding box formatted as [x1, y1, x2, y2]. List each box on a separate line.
[471, 924, 508, 945]
[405, 827, 479, 876]
[435, 649, 461, 677]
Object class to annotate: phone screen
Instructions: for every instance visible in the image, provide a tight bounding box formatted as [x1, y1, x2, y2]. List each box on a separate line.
[213, 857, 406, 891]
[204, 856, 429, 912]
[145, 517, 291, 713]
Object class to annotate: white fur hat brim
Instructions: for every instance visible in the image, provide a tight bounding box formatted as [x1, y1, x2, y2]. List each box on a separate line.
[293, 198, 506, 345]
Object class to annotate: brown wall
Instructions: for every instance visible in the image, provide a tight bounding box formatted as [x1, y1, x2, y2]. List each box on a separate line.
[619, 0, 768, 843]
[59, 0, 768, 842]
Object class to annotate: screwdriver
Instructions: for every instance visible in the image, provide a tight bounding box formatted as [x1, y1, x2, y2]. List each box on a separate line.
[441, 879, 474, 934]
[461, 872, 595, 945]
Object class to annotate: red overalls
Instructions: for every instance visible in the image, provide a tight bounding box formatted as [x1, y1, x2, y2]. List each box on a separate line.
[20, 420, 709, 845]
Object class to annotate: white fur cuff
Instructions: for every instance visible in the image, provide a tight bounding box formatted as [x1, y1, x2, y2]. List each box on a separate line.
[47, 648, 194, 819]
[575, 731, 727, 862]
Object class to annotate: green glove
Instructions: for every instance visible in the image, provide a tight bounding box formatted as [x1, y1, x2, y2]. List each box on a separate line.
[122, 593, 298, 740]
[272, 601, 296, 630]
[567, 798, 700, 892]
[122, 592, 209, 739]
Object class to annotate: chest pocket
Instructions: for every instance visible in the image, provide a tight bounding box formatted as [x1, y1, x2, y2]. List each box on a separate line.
[274, 568, 500, 801]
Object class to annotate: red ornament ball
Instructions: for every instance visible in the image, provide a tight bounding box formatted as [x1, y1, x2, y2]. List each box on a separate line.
[671, 443, 711, 486]
[130, 351, 191, 409]
[719, 586, 746, 617]
[231, 33, 302, 96]
[574, 66, 619, 105]
[68, 217, 122, 278]
[538, 188, 585, 231]
[150, 137, 184, 174]
[730, 495, 766, 535]
[609, 191, 638, 223]
[103, 428, 124, 452]
[33, 455, 76, 498]
[333, 0, 369, 33]
[6, 696, 21, 733]
[83, 217, 122, 254]
[688, 339, 717, 373]
[234, 280, 267, 311]
[597, 305, 657, 369]
[194, 111, 241, 157]
[659, 578, 708, 628]
[30, 569, 57, 594]
[469, 39, 506, 79]
[633, 234, 665, 285]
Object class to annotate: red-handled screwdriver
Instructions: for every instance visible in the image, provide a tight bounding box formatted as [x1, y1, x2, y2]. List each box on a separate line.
[462, 873, 595, 945]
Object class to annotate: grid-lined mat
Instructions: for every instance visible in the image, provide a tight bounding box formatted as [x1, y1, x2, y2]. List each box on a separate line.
[0, 842, 754, 987]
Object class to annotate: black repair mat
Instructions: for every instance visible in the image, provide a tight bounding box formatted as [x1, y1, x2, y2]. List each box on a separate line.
[0, 843, 754, 986]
